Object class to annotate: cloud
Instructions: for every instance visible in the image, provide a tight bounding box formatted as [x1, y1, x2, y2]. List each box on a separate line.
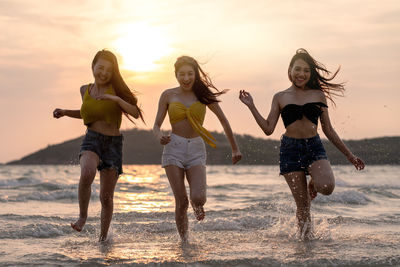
[0, 0, 399, 163]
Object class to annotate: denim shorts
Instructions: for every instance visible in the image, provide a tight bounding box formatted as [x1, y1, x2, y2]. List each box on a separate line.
[279, 135, 328, 175]
[79, 129, 123, 175]
[162, 133, 206, 169]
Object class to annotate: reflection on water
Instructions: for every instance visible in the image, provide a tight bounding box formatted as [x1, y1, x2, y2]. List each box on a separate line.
[84, 234, 208, 265]
[122, 175, 156, 184]
[117, 192, 172, 213]
[116, 165, 173, 213]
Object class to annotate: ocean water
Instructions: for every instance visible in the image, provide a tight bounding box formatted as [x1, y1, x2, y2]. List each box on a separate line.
[0, 164, 399, 266]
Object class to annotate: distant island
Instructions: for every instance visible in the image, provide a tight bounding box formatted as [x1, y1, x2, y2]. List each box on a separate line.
[7, 129, 400, 165]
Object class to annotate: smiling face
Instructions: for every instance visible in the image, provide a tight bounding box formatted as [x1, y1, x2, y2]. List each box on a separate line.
[176, 64, 195, 91]
[92, 57, 113, 85]
[289, 58, 311, 89]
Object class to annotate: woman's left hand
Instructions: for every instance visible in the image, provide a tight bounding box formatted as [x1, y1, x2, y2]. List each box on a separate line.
[232, 150, 242, 165]
[96, 94, 119, 101]
[347, 155, 365, 170]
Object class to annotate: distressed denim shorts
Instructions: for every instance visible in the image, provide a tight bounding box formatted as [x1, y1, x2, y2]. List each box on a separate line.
[279, 134, 328, 175]
[162, 133, 206, 169]
[79, 129, 123, 175]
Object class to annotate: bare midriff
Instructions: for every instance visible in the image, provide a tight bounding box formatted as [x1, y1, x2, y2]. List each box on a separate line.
[284, 118, 319, 139]
[87, 121, 121, 136]
[171, 119, 201, 138]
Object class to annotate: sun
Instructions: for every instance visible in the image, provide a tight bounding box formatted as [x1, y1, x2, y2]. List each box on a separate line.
[112, 22, 172, 72]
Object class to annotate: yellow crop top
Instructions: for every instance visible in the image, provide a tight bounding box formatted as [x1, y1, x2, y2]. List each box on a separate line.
[80, 84, 122, 128]
[168, 101, 216, 148]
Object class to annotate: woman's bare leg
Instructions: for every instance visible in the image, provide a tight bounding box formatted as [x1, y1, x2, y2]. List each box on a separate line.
[98, 168, 119, 241]
[165, 165, 189, 241]
[308, 159, 335, 197]
[71, 151, 99, 231]
[186, 165, 207, 221]
[284, 171, 312, 238]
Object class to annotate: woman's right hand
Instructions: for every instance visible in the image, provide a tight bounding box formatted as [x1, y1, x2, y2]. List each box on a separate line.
[239, 90, 254, 107]
[160, 135, 171, 145]
[53, 108, 65, 118]
[232, 150, 242, 165]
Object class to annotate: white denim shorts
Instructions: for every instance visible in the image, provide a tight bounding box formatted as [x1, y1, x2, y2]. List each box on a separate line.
[162, 133, 206, 169]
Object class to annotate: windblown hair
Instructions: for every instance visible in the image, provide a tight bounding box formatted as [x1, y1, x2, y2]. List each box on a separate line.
[92, 49, 144, 123]
[288, 48, 345, 105]
[174, 56, 227, 105]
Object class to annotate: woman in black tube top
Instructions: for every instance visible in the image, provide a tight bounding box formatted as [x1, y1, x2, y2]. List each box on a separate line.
[239, 48, 365, 239]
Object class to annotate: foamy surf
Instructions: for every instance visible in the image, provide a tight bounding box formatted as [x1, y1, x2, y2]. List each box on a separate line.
[0, 164, 399, 266]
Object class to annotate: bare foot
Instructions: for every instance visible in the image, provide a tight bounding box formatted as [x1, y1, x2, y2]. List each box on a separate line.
[181, 233, 189, 244]
[299, 221, 314, 241]
[192, 205, 205, 221]
[71, 217, 86, 232]
[308, 179, 317, 201]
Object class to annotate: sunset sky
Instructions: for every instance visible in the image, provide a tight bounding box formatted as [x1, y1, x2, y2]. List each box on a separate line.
[0, 0, 399, 163]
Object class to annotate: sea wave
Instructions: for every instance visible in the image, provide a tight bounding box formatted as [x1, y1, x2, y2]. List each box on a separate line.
[314, 190, 371, 205]
[3, 189, 89, 202]
[360, 187, 400, 199]
[0, 223, 68, 239]
[0, 177, 41, 188]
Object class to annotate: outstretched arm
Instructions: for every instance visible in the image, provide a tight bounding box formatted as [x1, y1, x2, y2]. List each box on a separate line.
[53, 85, 87, 119]
[153, 91, 170, 145]
[320, 106, 365, 170]
[207, 102, 242, 164]
[53, 109, 81, 119]
[239, 90, 280, 136]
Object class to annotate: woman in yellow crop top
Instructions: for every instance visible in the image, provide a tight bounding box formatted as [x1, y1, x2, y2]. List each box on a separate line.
[153, 56, 242, 242]
[239, 49, 364, 239]
[53, 50, 144, 241]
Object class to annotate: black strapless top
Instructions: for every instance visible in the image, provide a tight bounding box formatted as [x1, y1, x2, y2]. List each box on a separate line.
[281, 102, 328, 128]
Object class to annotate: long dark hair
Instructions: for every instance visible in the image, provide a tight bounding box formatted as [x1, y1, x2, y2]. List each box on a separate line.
[174, 56, 226, 105]
[92, 49, 144, 123]
[288, 48, 345, 105]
